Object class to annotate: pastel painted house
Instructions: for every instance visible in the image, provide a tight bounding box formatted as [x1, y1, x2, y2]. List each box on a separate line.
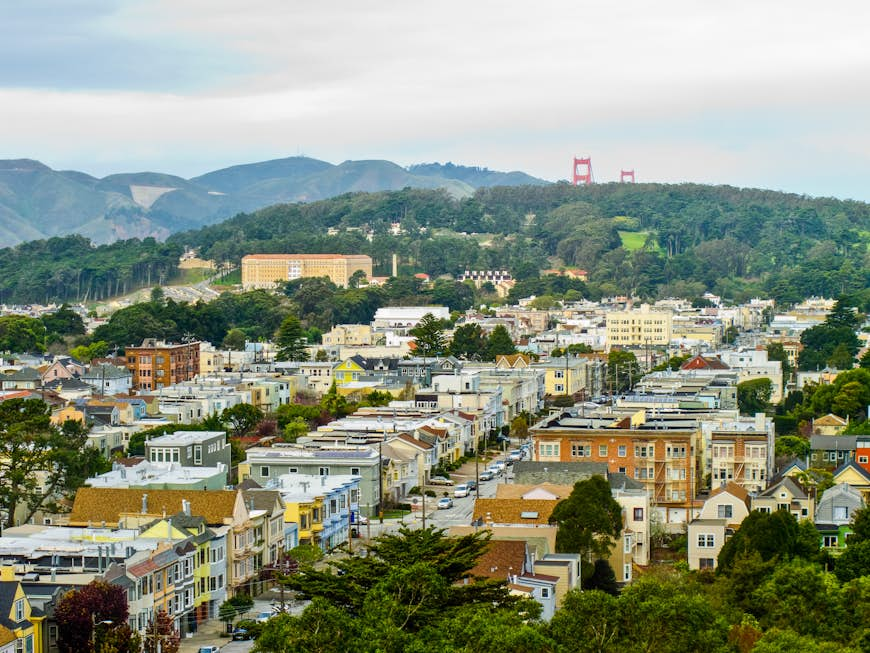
[815, 482, 865, 550]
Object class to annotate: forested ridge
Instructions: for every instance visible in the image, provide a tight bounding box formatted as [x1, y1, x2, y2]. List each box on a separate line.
[5, 181, 870, 305]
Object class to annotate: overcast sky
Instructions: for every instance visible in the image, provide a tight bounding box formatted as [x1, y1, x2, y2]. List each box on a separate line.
[3, 1, 870, 200]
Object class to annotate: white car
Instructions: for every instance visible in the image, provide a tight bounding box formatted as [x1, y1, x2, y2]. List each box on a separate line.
[437, 497, 454, 509]
[454, 484, 470, 498]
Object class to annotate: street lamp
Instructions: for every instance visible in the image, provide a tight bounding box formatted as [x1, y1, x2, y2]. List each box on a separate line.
[91, 615, 113, 651]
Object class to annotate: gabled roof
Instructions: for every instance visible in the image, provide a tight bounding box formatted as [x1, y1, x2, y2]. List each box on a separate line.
[814, 413, 848, 427]
[709, 481, 750, 504]
[395, 433, 435, 450]
[242, 490, 285, 514]
[43, 378, 92, 392]
[418, 425, 448, 438]
[0, 582, 29, 631]
[69, 487, 243, 527]
[468, 540, 527, 580]
[759, 476, 808, 500]
[680, 355, 730, 371]
[3, 367, 42, 381]
[82, 364, 131, 380]
[832, 460, 870, 484]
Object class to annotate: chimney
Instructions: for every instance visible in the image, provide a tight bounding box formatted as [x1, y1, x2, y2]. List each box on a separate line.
[141, 493, 148, 513]
[182, 499, 191, 516]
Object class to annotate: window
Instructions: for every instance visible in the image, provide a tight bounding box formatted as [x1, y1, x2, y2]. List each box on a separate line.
[539, 443, 560, 458]
[599, 445, 608, 457]
[554, 384, 564, 393]
[699, 558, 715, 570]
[14, 598, 24, 621]
[823, 535, 839, 548]
[289, 467, 298, 473]
[697, 533, 715, 548]
[261, 466, 270, 478]
[554, 370, 564, 379]
[623, 564, 631, 581]
[540, 587, 551, 598]
[194, 445, 202, 465]
[624, 535, 632, 553]
[319, 467, 329, 476]
[633, 507, 644, 521]
[571, 443, 591, 457]
[717, 505, 733, 519]
[834, 506, 849, 521]
[618, 445, 627, 457]
[860, 456, 869, 464]
[350, 467, 361, 476]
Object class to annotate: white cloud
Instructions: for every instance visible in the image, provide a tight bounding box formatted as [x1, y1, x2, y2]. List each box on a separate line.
[2, 1, 870, 198]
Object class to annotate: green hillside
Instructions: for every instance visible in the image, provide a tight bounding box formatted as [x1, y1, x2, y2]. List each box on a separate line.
[2, 181, 870, 306]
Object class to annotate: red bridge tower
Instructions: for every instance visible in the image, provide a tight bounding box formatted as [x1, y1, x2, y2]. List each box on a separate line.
[620, 169, 636, 183]
[572, 157, 593, 185]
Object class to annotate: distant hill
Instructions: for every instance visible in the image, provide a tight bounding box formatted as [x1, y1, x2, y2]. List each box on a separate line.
[0, 156, 549, 247]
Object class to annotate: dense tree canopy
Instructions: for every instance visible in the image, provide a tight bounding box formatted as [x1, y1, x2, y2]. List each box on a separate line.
[549, 476, 623, 563]
[256, 528, 543, 653]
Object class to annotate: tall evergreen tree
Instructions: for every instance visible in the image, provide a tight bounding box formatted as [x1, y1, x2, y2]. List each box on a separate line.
[410, 313, 447, 357]
[275, 314, 309, 361]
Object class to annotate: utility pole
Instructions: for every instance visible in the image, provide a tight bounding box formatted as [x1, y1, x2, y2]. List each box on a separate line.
[377, 418, 385, 524]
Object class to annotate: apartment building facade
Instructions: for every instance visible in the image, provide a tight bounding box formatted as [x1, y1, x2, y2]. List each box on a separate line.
[530, 415, 699, 523]
[124, 340, 201, 390]
[241, 254, 373, 289]
[605, 304, 673, 349]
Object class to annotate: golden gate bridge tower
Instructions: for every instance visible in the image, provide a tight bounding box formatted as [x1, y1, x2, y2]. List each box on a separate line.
[572, 157, 593, 185]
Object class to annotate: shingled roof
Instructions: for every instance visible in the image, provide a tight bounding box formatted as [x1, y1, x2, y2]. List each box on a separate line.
[473, 499, 558, 526]
[69, 487, 242, 527]
[468, 540, 527, 580]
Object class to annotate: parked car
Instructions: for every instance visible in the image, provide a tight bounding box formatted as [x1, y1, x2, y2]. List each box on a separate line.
[466, 480, 477, 491]
[479, 470, 494, 481]
[454, 484, 470, 498]
[232, 628, 252, 641]
[356, 514, 369, 525]
[437, 497, 454, 509]
[255, 611, 272, 623]
[199, 647, 221, 653]
[508, 450, 523, 462]
[429, 476, 454, 486]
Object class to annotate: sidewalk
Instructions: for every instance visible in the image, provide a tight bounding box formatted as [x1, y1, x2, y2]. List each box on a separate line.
[178, 621, 229, 653]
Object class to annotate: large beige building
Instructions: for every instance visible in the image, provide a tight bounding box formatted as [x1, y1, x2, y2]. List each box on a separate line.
[605, 304, 672, 349]
[241, 254, 373, 289]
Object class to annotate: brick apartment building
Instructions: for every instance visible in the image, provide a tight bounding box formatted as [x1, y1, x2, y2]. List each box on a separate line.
[531, 412, 700, 523]
[124, 339, 201, 390]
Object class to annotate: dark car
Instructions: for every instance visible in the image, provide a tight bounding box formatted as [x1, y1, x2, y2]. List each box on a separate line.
[232, 628, 252, 641]
[466, 480, 477, 491]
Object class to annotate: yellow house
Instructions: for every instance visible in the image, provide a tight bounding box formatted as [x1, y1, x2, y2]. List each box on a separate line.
[0, 566, 38, 653]
[282, 498, 322, 548]
[333, 357, 367, 387]
[833, 461, 870, 501]
[50, 406, 84, 426]
[535, 357, 589, 397]
[139, 515, 215, 623]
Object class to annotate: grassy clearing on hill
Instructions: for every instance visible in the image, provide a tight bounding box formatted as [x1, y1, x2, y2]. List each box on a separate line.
[619, 230, 658, 251]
